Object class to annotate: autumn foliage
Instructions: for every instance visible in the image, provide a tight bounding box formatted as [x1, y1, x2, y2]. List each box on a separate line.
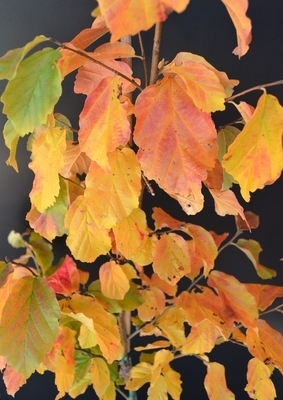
[0, 1, 283, 399]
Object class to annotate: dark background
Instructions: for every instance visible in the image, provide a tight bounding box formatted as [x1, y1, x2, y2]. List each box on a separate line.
[1, 0, 283, 398]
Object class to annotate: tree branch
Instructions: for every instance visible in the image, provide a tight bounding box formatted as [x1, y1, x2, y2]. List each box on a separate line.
[138, 33, 149, 87]
[149, 22, 162, 85]
[226, 79, 283, 102]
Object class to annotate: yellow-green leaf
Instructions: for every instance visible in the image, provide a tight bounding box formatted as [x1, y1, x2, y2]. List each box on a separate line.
[0, 277, 60, 378]
[3, 119, 20, 171]
[1, 48, 62, 136]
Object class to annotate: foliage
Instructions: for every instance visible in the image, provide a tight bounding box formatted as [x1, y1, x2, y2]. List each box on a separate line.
[0, 1, 283, 399]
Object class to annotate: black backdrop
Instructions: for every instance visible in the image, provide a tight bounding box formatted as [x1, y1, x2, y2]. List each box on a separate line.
[1, 1, 283, 399]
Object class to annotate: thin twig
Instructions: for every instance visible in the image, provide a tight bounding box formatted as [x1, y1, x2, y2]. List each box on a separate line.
[115, 386, 130, 400]
[187, 273, 204, 292]
[138, 33, 149, 87]
[48, 37, 143, 92]
[149, 22, 162, 85]
[226, 79, 283, 102]
[218, 230, 243, 254]
[260, 303, 283, 316]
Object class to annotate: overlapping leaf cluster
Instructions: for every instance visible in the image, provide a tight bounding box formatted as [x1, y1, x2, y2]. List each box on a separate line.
[0, 0, 283, 399]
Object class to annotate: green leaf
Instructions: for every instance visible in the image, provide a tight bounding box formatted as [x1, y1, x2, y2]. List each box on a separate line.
[28, 232, 54, 274]
[1, 48, 62, 136]
[68, 350, 92, 398]
[0, 35, 48, 80]
[217, 126, 239, 190]
[0, 276, 60, 378]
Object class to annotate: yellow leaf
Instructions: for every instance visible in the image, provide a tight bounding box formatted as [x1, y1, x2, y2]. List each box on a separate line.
[98, 0, 190, 42]
[147, 374, 167, 400]
[125, 362, 153, 391]
[79, 75, 131, 171]
[60, 141, 91, 179]
[181, 319, 224, 355]
[134, 340, 171, 352]
[138, 287, 166, 322]
[112, 208, 154, 265]
[204, 362, 235, 400]
[3, 119, 20, 172]
[245, 358, 276, 400]
[236, 239, 276, 279]
[99, 260, 130, 300]
[134, 75, 217, 201]
[101, 381, 115, 400]
[208, 189, 248, 225]
[220, 0, 252, 57]
[152, 233, 190, 285]
[208, 271, 258, 327]
[29, 115, 66, 212]
[157, 307, 186, 348]
[163, 365, 182, 400]
[223, 93, 283, 201]
[91, 357, 110, 398]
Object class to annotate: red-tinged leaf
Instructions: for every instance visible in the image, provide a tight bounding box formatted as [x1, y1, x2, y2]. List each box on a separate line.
[78, 75, 131, 171]
[134, 75, 217, 203]
[182, 319, 224, 355]
[84, 148, 141, 229]
[235, 239, 276, 279]
[232, 100, 255, 122]
[152, 233, 190, 285]
[210, 231, 229, 248]
[46, 255, 81, 296]
[57, 17, 109, 77]
[220, 0, 252, 57]
[90, 357, 110, 398]
[60, 141, 91, 179]
[3, 365, 26, 397]
[208, 189, 248, 227]
[152, 207, 183, 230]
[246, 319, 283, 373]
[0, 277, 60, 378]
[157, 307, 186, 347]
[99, 260, 130, 300]
[29, 115, 66, 212]
[208, 270, 258, 327]
[175, 289, 234, 338]
[205, 159, 224, 190]
[65, 194, 111, 263]
[204, 362, 235, 400]
[75, 59, 138, 96]
[245, 284, 283, 311]
[162, 52, 237, 112]
[223, 93, 283, 201]
[245, 358, 276, 400]
[235, 211, 259, 231]
[98, 0, 190, 42]
[185, 224, 218, 276]
[112, 208, 154, 266]
[26, 177, 69, 242]
[60, 294, 123, 363]
[138, 287, 166, 322]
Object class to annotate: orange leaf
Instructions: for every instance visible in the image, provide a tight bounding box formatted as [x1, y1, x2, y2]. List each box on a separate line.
[98, 0, 190, 42]
[134, 75, 217, 205]
[223, 93, 283, 201]
[46, 255, 84, 296]
[235, 211, 259, 231]
[152, 233, 190, 285]
[138, 287, 166, 322]
[204, 159, 224, 190]
[79, 75, 131, 171]
[210, 231, 229, 248]
[245, 358, 276, 400]
[99, 260, 130, 300]
[204, 362, 235, 400]
[220, 0, 252, 57]
[246, 319, 283, 373]
[29, 115, 66, 212]
[245, 284, 283, 311]
[152, 207, 183, 230]
[208, 270, 258, 327]
[60, 141, 91, 179]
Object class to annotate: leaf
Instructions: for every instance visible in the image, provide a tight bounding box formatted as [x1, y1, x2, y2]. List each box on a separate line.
[134, 75, 217, 204]
[182, 319, 224, 355]
[135, 340, 171, 352]
[245, 358, 276, 400]
[246, 319, 283, 373]
[162, 52, 238, 112]
[204, 362, 235, 400]
[138, 287, 165, 322]
[217, 126, 239, 190]
[3, 119, 20, 171]
[208, 270, 258, 327]
[29, 115, 66, 212]
[91, 357, 111, 398]
[157, 307, 186, 347]
[208, 189, 248, 225]
[112, 208, 154, 266]
[46, 255, 82, 296]
[223, 93, 283, 201]
[235, 211, 259, 231]
[60, 141, 91, 179]
[0, 35, 48, 80]
[220, 0, 252, 57]
[7, 230, 26, 248]
[0, 277, 60, 378]
[78, 75, 131, 171]
[3, 365, 26, 397]
[125, 362, 153, 391]
[235, 239, 276, 279]
[99, 260, 130, 300]
[152, 233, 190, 285]
[152, 207, 183, 230]
[1, 48, 62, 136]
[28, 232, 54, 274]
[245, 284, 283, 311]
[68, 350, 92, 398]
[163, 365, 182, 400]
[0, 262, 14, 289]
[65, 194, 111, 263]
[98, 0, 190, 42]
[60, 294, 123, 363]
[26, 177, 69, 242]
